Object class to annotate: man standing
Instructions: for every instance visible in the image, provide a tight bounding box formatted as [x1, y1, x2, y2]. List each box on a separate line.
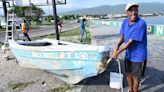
[80, 17, 87, 42]
[110, 2, 147, 92]
[58, 18, 62, 34]
[21, 20, 31, 41]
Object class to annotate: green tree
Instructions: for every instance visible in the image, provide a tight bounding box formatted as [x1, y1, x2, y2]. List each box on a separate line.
[9, 4, 44, 24]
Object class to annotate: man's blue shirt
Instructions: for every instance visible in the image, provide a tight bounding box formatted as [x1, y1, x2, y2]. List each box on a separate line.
[80, 19, 85, 30]
[120, 17, 147, 62]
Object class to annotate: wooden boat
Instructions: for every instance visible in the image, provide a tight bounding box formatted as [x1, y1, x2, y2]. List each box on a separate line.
[8, 38, 110, 84]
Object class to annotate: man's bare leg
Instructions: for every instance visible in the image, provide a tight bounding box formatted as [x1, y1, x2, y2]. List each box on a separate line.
[127, 73, 133, 92]
[133, 76, 140, 92]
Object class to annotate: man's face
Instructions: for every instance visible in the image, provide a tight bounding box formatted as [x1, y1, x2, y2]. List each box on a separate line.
[126, 6, 138, 22]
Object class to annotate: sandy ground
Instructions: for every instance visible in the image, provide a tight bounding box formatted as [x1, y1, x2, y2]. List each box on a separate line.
[0, 50, 66, 92]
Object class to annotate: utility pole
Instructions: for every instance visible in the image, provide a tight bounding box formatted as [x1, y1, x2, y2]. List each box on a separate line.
[52, 0, 60, 40]
[2, 0, 7, 21]
[2, 0, 11, 22]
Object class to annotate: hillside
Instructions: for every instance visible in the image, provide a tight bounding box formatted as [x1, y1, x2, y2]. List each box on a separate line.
[59, 2, 164, 15]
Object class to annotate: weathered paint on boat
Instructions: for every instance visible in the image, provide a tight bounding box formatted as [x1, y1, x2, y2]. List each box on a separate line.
[9, 39, 110, 84]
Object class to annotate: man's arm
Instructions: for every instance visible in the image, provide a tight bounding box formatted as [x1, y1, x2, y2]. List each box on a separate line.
[118, 39, 133, 54]
[111, 38, 134, 59]
[112, 36, 124, 56]
[115, 36, 124, 50]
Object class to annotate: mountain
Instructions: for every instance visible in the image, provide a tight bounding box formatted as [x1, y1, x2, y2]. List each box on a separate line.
[59, 2, 164, 15]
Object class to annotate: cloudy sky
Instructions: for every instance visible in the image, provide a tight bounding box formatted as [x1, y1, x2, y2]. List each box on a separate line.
[0, 0, 164, 16]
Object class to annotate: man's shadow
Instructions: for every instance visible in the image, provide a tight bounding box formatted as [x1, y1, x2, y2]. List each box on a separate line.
[139, 67, 164, 92]
[77, 60, 164, 92]
[76, 59, 127, 92]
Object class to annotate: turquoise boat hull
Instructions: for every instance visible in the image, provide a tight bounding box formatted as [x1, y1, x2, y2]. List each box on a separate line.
[9, 39, 110, 84]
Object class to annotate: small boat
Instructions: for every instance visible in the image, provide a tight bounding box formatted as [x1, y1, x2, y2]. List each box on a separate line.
[9, 38, 110, 84]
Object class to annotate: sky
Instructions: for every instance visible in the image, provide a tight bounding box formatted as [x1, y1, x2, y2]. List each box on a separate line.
[0, 0, 164, 16]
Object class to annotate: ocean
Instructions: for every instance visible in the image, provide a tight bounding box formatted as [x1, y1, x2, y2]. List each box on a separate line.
[117, 16, 164, 25]
[142, 16, 164, 25]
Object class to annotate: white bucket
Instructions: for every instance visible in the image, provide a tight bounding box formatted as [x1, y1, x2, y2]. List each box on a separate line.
[109, 59, 123, 92]
[110, 72, 123, 89]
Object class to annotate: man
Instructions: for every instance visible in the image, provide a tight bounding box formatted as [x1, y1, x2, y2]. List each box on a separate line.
[80, 17, 87, 42]
[58, 18, 62, 34]
[110, 2, 147, 92]
[21, 20, 31, 41]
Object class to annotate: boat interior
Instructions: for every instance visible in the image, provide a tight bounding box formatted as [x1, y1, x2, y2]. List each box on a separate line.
[17, 41, 68, 46]
[17, 41, 52, 46]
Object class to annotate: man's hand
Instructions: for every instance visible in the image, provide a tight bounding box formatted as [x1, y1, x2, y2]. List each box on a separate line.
[110, 46, 118, 57]
[110, 50, 119, 59]
[110, 45, 119, 59]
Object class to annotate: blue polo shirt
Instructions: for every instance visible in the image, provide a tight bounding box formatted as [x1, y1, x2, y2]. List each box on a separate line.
[120, 17, 147, 62]
[80, 19, 85, 30]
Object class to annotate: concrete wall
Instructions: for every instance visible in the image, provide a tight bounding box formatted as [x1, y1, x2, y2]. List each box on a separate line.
[91, 19, 164, 36]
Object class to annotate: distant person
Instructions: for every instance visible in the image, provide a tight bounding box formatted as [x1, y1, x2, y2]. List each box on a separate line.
[80, 17, 87, 42]
[109, 2, 147, 92]
[21, 20, 31, 41]
[58, 19, 62, 34]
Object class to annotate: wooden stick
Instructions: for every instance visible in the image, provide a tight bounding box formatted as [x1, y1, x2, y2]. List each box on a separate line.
[98, 58, 113, 74]
[106, 58, 112, 64]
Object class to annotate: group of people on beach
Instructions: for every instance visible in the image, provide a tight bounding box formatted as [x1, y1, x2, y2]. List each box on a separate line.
[20, 2, 147, 92]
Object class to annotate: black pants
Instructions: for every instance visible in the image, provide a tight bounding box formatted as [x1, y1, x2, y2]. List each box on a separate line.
[23, 33, 31, 41]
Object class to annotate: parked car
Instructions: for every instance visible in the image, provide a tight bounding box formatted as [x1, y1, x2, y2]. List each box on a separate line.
[1, 20, 6, 28]
[0, 19, 21, 31]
